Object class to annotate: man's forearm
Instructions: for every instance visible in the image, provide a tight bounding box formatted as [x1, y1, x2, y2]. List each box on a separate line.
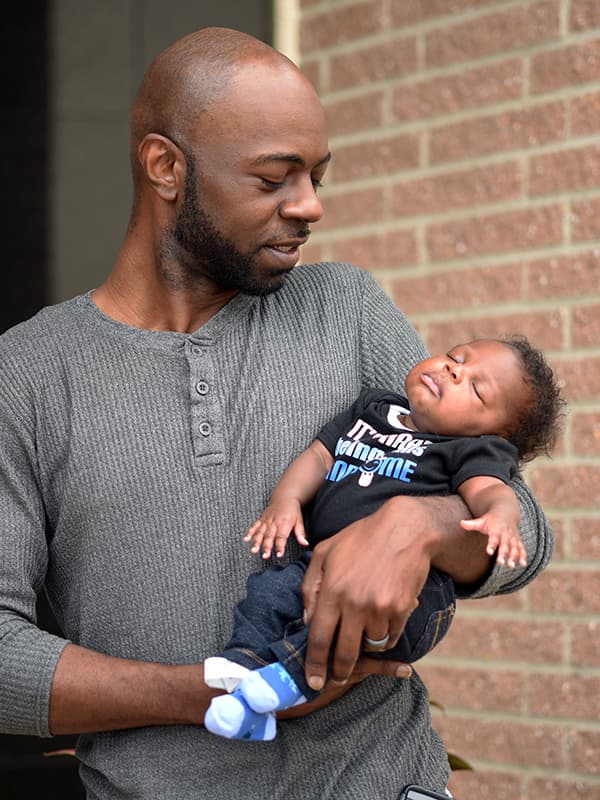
[401, 494, 494, 585]
[49, 643, 219, 735]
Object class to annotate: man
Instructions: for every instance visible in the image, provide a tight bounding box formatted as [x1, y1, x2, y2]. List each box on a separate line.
[0, 28, 552, 799]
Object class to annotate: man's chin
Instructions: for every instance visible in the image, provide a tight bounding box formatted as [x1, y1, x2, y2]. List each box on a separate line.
[236, 270, 291, 297]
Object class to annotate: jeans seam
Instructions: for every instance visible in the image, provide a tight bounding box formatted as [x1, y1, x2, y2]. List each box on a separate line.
[229, 647, 269, 667]
[429, 603, 455, 649]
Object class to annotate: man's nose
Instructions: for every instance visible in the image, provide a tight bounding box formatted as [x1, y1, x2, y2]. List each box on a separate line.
[279, 177, 324, 223]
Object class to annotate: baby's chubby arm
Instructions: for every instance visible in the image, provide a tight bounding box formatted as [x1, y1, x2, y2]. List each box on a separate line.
[459, 476, 527, 569]
[244, 440, 334, 559]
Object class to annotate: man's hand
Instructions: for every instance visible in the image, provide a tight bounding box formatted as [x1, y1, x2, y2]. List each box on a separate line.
[301, 493, 490, 691]
[301, 496, 437, 691]
[277, 654, 413, 720]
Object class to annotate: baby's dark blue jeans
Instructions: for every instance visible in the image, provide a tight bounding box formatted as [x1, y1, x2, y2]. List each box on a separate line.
[220, 552, 456, 701]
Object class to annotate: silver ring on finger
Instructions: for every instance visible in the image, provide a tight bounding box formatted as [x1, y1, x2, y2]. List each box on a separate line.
[363, 632, 391, 649]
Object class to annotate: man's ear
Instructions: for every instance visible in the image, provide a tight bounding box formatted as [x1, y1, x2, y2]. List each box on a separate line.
[137, 133, 185, 201]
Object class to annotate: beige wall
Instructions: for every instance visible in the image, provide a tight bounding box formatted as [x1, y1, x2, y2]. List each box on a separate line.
[294, 1, 600, 797]
[49, 0, 270, 302]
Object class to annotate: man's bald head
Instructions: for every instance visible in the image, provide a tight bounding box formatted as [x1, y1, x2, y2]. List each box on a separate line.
[130, 28, 300, 183]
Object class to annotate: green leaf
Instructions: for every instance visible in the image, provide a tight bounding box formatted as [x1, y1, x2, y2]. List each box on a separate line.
[448, 753, 474, 771]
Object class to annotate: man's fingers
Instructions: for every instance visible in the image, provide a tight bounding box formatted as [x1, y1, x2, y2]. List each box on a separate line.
[356, 655, 413, 679]
[328, 613, 365, 683]
[301, 546, 326, 624]
[303, 601, 342, 690]
[362, 625, 392, 652]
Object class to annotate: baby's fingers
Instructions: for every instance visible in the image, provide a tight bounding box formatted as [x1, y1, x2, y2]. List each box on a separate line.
[485, 533, 501, 557]
[274, 527, 292, 558]
[505, 537, 528, 569]
[244, 518, 264, 543]
[293, 519, 309, 549]
[461, 517, 498, 555]
[247, 524, 268, 555]
[259, 523, 279, 559]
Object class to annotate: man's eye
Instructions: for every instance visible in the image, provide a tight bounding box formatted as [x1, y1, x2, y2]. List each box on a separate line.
[261, 178, 284, 189]
[312, 178, 324, 189]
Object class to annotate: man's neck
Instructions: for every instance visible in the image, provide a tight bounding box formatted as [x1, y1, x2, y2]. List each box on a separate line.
[93, 260, 238, 334]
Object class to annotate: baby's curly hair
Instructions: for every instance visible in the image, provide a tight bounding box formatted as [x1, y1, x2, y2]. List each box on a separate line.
[497, 335, 565, 463]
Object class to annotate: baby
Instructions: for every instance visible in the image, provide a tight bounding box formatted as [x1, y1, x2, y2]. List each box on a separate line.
[204, 336, 564, 741]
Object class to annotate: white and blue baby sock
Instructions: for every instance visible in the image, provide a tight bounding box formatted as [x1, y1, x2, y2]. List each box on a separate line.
[239, 662, 306, 713]
[204, 662, 306, 741]
[204, 693, 277, 741]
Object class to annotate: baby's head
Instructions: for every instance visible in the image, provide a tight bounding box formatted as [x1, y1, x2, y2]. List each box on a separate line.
[404, 336, 564, 462]
[496, 335, 565, 462]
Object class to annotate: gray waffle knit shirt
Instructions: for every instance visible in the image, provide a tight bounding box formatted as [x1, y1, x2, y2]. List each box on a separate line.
[0, 263, 552, 799]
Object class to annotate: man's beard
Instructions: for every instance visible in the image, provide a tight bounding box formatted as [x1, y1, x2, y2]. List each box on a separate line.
[166, 155, 285, 296]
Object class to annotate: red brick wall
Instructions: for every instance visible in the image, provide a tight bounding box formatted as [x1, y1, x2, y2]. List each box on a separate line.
[297, 1, 600, 797]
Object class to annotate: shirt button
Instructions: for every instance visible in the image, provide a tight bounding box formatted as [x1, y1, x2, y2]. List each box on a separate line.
[196, 381, 209, 395]
[192, 346, 201, 354]
[199, 422, 212, 437]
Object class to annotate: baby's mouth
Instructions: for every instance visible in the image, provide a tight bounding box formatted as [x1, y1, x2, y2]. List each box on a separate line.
[420, 373, 441, 397]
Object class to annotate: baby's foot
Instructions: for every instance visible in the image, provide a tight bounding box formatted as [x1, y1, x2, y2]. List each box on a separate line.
[239, 662, 306, 713]
[204, 693, 276, 741]
[203, 656, 250, 693]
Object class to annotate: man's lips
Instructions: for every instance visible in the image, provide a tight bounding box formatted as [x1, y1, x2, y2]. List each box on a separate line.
[420, 373, 441, 397]
[262, 239, 308, 268]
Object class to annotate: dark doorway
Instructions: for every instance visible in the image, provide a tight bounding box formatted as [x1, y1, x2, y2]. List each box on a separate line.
[0, 8, 81, 797]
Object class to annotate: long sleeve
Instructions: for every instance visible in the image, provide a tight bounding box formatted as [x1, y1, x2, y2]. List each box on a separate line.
[0, 358, 69, 736]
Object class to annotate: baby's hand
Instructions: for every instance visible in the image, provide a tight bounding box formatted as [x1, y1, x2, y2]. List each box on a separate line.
[244, 498, 309, 559]
[460, 514, 527, 569]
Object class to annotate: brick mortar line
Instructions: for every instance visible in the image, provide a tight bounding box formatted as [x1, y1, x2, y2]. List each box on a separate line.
[412, 308, 600, 326]
[547, 453, 600, 462]
[319, 77, 600, 130]
[454, 604, 600, 617]
[445, 761, 600, 782]
[323, 89, 600, 149]
[301, 21, 600, 72]
[299, 0, 530, 29]
[318, 193, 590, 225]
[394, 315, 598, 334]
[313, 230, 568, 255]
[342, 244, 600, 272]
[516, 560, 600, 572]
[340, 255, 600, 286]
[559, 402, 600, 412]
[560, 0, 571, 37]
[311, 31, 600, 98]
[299, 0, 588, 59]
[405, 296, 600, 312]
[427, 705, 600, 725]
[409, 318, 599, 338]
[324, 145, 600, 191]
[435, 619, 600, 631]
[423, 662, 600, 678]
[387, 289, 599, 309]
[512, 457, 599, 469]
[427, 671, 600, 683]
